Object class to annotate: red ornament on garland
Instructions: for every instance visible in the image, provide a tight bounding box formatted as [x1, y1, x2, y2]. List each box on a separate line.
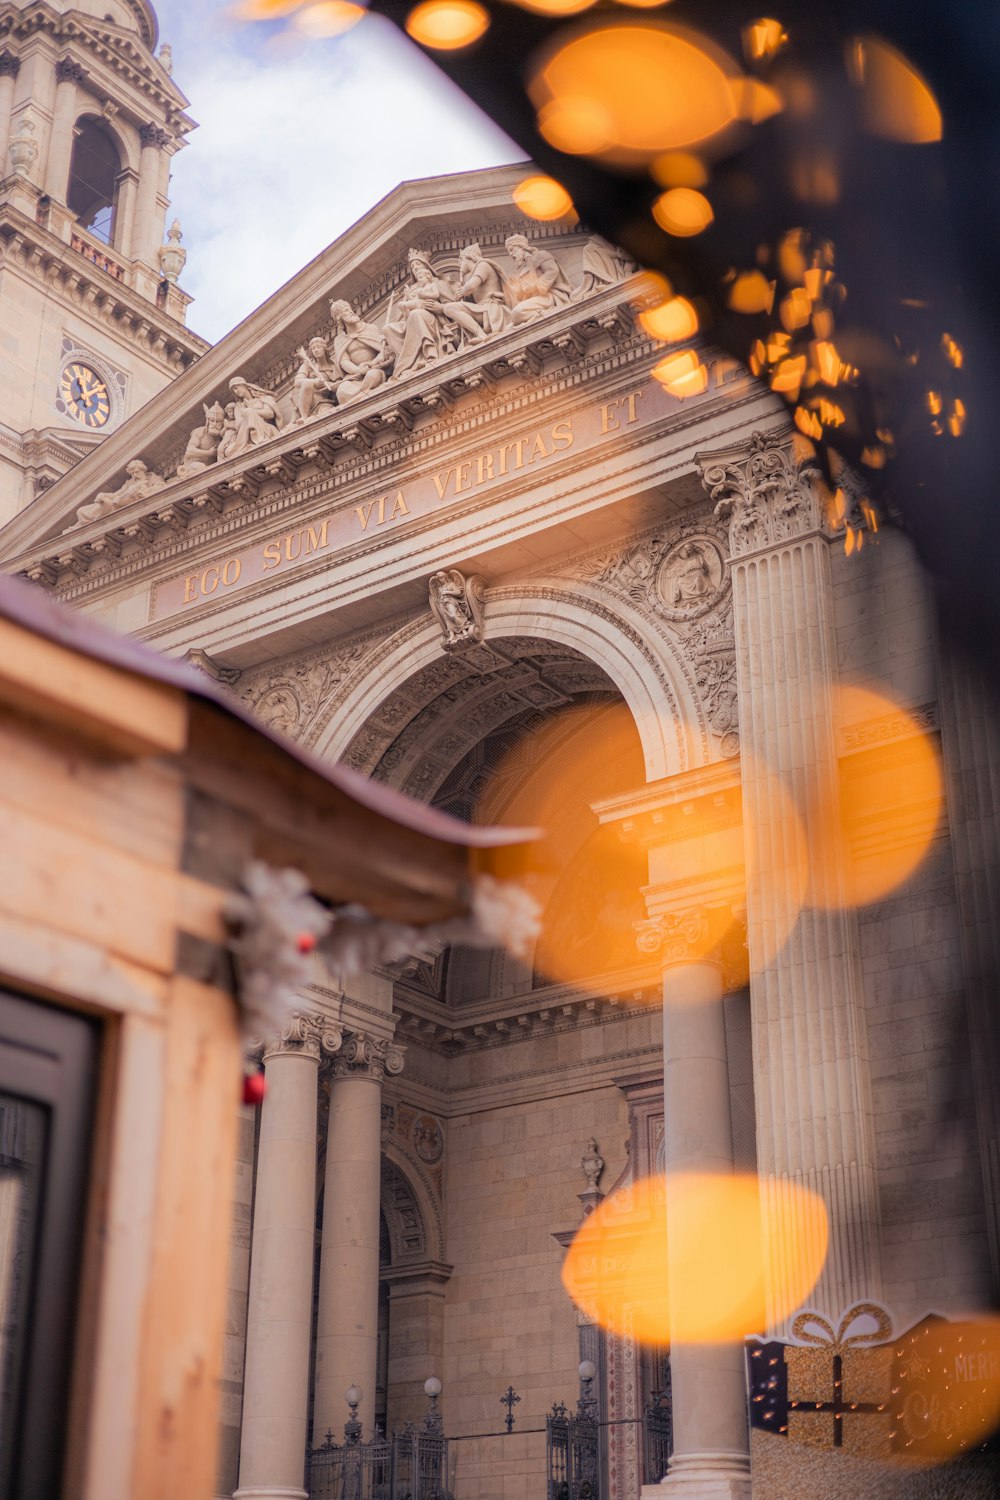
[296, 930, 317, 954]
[243, 1069, 267, 1107]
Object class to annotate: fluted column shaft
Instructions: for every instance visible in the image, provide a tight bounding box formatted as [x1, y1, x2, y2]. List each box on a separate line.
[313, 1032, 402, 1441]
[639, 922, 751, 1500]
[235, 1015, 334, 1500]
[44, 59, 82, 200]
[936, 642, 1000, 1291]
[703, 433, 881, 1328]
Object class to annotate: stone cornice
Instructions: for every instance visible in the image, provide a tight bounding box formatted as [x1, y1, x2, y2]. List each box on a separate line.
[11, 322, 757, 606]
[393, 962, 662, 1056]
[0, 207, 206, 372]
[0, 2, 193, 129]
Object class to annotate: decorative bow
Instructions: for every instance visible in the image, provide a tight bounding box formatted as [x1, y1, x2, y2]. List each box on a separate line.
[791, 1302, 893, 1351]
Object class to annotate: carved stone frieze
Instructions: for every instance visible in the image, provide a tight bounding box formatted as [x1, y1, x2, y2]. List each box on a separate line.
[699, 430, 822, 557]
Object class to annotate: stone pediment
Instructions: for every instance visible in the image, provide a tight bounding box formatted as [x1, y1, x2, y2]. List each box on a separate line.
[1, 165, 649, 569]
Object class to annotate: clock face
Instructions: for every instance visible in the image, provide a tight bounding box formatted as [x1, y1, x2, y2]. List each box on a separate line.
[60, 362, 111, 428]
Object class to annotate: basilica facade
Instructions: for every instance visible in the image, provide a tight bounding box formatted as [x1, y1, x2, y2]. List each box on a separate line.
[2, 8, 999, 1500]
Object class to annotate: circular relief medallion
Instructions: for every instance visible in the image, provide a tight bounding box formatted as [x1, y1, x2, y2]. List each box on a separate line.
[655, 537, 727, 620]
[412, 1114, 444, 1164]
[253, 684, 302, 738]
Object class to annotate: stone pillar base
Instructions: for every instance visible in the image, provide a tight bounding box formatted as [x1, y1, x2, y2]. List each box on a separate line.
[233, 1488, 307, 1500]
[641, 1450, 753, 1500]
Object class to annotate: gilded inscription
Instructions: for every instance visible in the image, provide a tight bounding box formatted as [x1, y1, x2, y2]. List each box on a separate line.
[152, 377, 716, 623]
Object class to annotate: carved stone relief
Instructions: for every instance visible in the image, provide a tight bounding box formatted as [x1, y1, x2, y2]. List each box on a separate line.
[565, 519, 739, 756]
[237, 633, 382, 744]
[83, 230, 636, 509]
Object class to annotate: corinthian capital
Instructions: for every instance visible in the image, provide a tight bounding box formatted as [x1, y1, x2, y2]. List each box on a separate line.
[698, 431, 823, 558]
[636, 907, 747, 987]
[331, 1030, 406, 1082]
[263, 1010, 343, 1062]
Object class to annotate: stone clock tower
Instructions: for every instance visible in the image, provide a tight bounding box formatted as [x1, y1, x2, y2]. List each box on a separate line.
[0, 0, 208, 525]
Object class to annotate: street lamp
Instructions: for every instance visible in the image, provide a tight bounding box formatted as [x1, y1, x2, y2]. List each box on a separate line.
[344, 1384, 363, 1444]
[577, 1359, 598, 1419]
[424, 1374, 443, 1431]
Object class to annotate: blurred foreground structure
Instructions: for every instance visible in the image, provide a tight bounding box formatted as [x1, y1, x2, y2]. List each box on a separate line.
[1, 6, 999, 1499]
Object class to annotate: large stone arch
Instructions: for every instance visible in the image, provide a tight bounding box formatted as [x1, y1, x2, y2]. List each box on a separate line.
[311, 578, 708, 782]
[380, 1144, 446, 1269]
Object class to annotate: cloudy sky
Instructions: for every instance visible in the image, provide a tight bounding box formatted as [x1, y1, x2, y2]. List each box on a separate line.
[153, 3, 522, 343]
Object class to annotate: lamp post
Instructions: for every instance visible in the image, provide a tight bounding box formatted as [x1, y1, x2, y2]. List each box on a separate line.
[344, 1385, 363, 1445]
[577, 1358, 598, 1420]
[424, 1375, 443, 1432]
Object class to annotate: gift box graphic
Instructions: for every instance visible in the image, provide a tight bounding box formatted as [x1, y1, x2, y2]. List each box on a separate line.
[749, 1302, 894, 1457]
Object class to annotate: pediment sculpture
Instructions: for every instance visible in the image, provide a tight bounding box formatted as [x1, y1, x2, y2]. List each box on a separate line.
[67, 458, 164, 530]
[129, 230, 635, 499]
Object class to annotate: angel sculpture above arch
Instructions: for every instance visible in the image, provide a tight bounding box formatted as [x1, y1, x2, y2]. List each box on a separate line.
[428, 568, 486, 651]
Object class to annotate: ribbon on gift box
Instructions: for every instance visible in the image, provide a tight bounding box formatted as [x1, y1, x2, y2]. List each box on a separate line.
[786, 1302, 894, 1449]
[791, 1303, 893, 1354]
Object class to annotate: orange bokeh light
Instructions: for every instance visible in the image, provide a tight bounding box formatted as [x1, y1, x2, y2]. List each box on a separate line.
[563, 1173, 829, 1346]
[848, 36, 943, 144]
[405, 0, 490, 49]
[652, 187, 714, 237]
[529, 23, 739, 167]
[512, 174, 575, 221]
[639, 295, 698, 342]
[828, 684, 944, 908]
[293, 0, 364, 35]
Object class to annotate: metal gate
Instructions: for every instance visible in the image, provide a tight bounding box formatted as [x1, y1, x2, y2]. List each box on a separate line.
[308, 1424, 450, 1499]
[546, 1403, 599, 1500]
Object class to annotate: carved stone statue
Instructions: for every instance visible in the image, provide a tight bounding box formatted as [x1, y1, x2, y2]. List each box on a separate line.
[216, 402, 239, 464]
[428, 568, 485, 650]
[504, 234, 573, 324]
[454, 242, 511, 336]
[176, 401, 226, 476]
[383, 250, 485, 379]
[573, 235, 636, 300]
[70, 458, 164, 529]
[291, 337, 339, 424]
[581, 1138, 604, 1190]
[328, 300, 393, 405]
[225, 375, 282, 458]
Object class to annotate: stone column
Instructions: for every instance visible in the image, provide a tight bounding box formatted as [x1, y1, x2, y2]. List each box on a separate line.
[132, 122, 168, 267]
[44, 58, 83, 200]
[0, 51, 21, 174]
[313, 1031, 404, 1441]
[637, 911, 751, 1500]
[235, 1013, 340, 1500]
[699, 432, 882, 1326]
[935, 641, 1000, 1292]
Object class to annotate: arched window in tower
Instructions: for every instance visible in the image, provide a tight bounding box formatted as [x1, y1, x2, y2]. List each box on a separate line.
[66, 117, 121, 245]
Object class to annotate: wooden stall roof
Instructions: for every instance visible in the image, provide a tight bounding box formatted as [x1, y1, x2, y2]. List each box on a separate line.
[0, 574, 535, 920]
